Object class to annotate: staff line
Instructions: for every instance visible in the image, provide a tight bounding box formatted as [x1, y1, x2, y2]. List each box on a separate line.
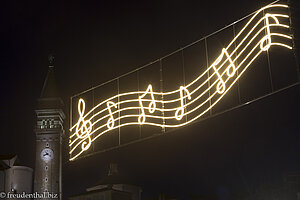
[70, 5, 289, 127]
[69, 4, 292, 160]
[70, 44, 268, 159]
[70, 21, 290, 137]
[70, 34, 270, 148]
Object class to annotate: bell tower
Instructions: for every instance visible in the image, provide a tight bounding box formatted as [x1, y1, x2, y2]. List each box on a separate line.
[34, 56, 65, 199]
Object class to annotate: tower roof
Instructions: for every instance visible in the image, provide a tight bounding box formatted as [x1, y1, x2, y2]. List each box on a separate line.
[0, 154, 23, 168]
[40, 66, 59, 99]
[87, 163, 139, 192]
[95, 163, 131, 185]
[37, 61, 64, 110]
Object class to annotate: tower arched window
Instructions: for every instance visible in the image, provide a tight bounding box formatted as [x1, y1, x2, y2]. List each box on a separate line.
[50, 119, 55, 128]
[41, 120, 46, 129]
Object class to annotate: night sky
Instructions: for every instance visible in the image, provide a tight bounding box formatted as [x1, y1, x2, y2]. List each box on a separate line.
[1, 0, 300, 199]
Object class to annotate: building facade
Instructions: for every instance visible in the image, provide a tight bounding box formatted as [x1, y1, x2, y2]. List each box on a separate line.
[0, 155, 33, 194]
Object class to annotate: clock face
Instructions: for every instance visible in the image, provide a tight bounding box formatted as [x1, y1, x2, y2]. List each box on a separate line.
[40, 148, 53, 162]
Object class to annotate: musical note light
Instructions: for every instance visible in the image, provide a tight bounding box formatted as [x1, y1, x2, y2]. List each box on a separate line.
[212, 48, 237, 94]
[138, 84, 156, 124]
[69, 3, 293, 161]
[106, 101, 117, 129]
[175, 86, 191, 120]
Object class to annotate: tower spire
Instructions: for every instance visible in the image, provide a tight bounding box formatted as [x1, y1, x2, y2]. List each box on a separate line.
[38, 55, 63, 109]
[48, 54, 55, 66]
[40, 55, 59, 99]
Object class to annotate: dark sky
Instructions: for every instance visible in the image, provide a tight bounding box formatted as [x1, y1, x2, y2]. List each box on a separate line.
[1, 0, 300, 199]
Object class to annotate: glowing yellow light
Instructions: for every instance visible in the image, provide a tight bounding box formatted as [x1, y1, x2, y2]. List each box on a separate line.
[73, 98, 92, 151]
[260, 13, 279, 51]
[69, 4, 292, 161]
[138, 84, 156, 124]
[212, 48, 236, 94]
[175, 86, 191, 120]
[106, 101, 117, 129]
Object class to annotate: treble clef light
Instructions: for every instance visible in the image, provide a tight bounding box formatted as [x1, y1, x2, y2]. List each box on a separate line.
[73, 98, 92, 151]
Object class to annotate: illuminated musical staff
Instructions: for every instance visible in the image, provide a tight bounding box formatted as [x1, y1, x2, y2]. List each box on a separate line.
[138, 84, 156, 124]
[69, 4, 293, 161]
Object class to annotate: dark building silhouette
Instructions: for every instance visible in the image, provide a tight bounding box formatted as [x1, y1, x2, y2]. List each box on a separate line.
[69, 163, 142, 200]
[284, 171, 300, 200]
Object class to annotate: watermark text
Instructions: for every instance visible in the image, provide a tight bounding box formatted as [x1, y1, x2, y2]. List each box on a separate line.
[0, 191, 58, 199]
